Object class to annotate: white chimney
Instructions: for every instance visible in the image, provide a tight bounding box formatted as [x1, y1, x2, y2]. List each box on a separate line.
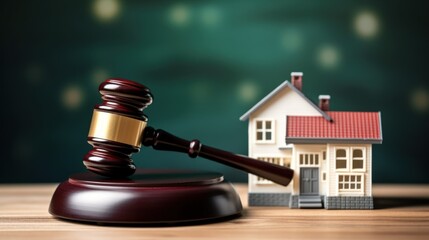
[319, 95, 331, 111]
[291, 72, 303, 91]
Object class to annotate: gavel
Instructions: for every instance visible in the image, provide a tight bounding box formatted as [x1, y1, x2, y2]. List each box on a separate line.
[83, 78, 294, 186]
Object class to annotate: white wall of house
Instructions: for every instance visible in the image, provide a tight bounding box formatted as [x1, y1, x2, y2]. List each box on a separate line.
[326, 144, 372, 197]
[247, 86, 323, 193]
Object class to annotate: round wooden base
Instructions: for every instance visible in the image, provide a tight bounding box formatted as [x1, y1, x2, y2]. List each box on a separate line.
[49, 169, 242, 224]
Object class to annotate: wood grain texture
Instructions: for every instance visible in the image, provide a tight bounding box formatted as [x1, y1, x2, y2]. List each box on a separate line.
[1, 184, 428, 240]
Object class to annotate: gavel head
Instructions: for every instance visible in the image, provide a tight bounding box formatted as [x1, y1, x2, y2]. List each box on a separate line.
[83, 78, 153, 177]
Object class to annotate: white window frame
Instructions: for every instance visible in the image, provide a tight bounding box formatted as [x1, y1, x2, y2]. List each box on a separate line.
[351, 147, 366, 172]
[254, 156, 289, 184]
[335, 148, 349, 172]
[337, 173, 364, 195]
[298, 152, 321, 166]
[322, 171, 327, 182]
[254, 119, 275, 144]
[335, 147, 367, 172]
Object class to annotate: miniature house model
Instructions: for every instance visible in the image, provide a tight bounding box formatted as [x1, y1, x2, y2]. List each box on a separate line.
[240, 72, 382, 209]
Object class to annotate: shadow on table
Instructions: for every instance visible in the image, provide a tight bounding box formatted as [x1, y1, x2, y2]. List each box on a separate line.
[374, 197, 429, 209]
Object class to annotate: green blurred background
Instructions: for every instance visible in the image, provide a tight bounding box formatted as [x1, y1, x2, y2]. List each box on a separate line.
[1, 0, 428, 183]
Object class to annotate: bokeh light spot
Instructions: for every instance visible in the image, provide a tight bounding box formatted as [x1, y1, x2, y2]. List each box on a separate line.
[238, 81, 258, 103]
[93, 0, 121, 22]
[354, 11, 379, 39]
[62, 85, 84, 110]
[411, 88, 429, 112]
[281, 31, 303, 51]
[201, 6, 220, 26]
[169, 4, 191, 27]
[92, 68, 109, 86]
[317, 45, 340, 69]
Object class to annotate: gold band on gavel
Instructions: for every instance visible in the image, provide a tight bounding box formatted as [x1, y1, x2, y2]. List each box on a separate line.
[88, 110, 147, 147]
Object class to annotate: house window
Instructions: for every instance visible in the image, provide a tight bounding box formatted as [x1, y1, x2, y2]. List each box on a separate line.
[335, 149, 348, 170]
[352, 148, 365, 171]
[255, 157, 289, 183]
[322, 172, 327, 181]
[255, 120, 275, 143]
[338, 174, 363, 193]
[322, 151, 326, 161]
[299, 153, 319, 166]
[335, 147, 366, 172]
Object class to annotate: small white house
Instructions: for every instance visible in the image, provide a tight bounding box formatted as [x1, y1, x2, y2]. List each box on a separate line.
[240, 72, 382, 209]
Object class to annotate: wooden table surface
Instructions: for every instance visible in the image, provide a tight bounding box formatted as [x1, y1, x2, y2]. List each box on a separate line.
[0, 183, 428, 240]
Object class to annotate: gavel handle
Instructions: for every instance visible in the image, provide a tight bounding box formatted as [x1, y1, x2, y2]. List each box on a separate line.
[141, 126, 294, 186]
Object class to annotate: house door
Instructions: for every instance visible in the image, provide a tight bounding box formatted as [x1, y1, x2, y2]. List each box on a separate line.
[300, 168, 319, 196]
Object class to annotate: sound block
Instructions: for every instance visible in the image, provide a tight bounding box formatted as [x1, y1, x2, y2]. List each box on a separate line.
[49, 169, 242, 224]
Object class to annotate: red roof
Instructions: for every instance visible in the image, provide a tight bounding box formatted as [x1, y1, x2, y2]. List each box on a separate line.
[286, 111, 382, 143]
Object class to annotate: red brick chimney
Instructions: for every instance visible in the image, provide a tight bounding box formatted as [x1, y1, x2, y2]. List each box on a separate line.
[291, 72, 303, 91]
[319, 95, 330, 111]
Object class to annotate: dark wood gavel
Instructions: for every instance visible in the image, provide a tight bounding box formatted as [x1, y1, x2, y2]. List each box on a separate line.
[83, 78, 294, 186]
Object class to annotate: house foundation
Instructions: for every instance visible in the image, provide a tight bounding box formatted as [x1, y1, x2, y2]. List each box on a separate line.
[248, 193, 290, 206]
[324, 196, 374, 209]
